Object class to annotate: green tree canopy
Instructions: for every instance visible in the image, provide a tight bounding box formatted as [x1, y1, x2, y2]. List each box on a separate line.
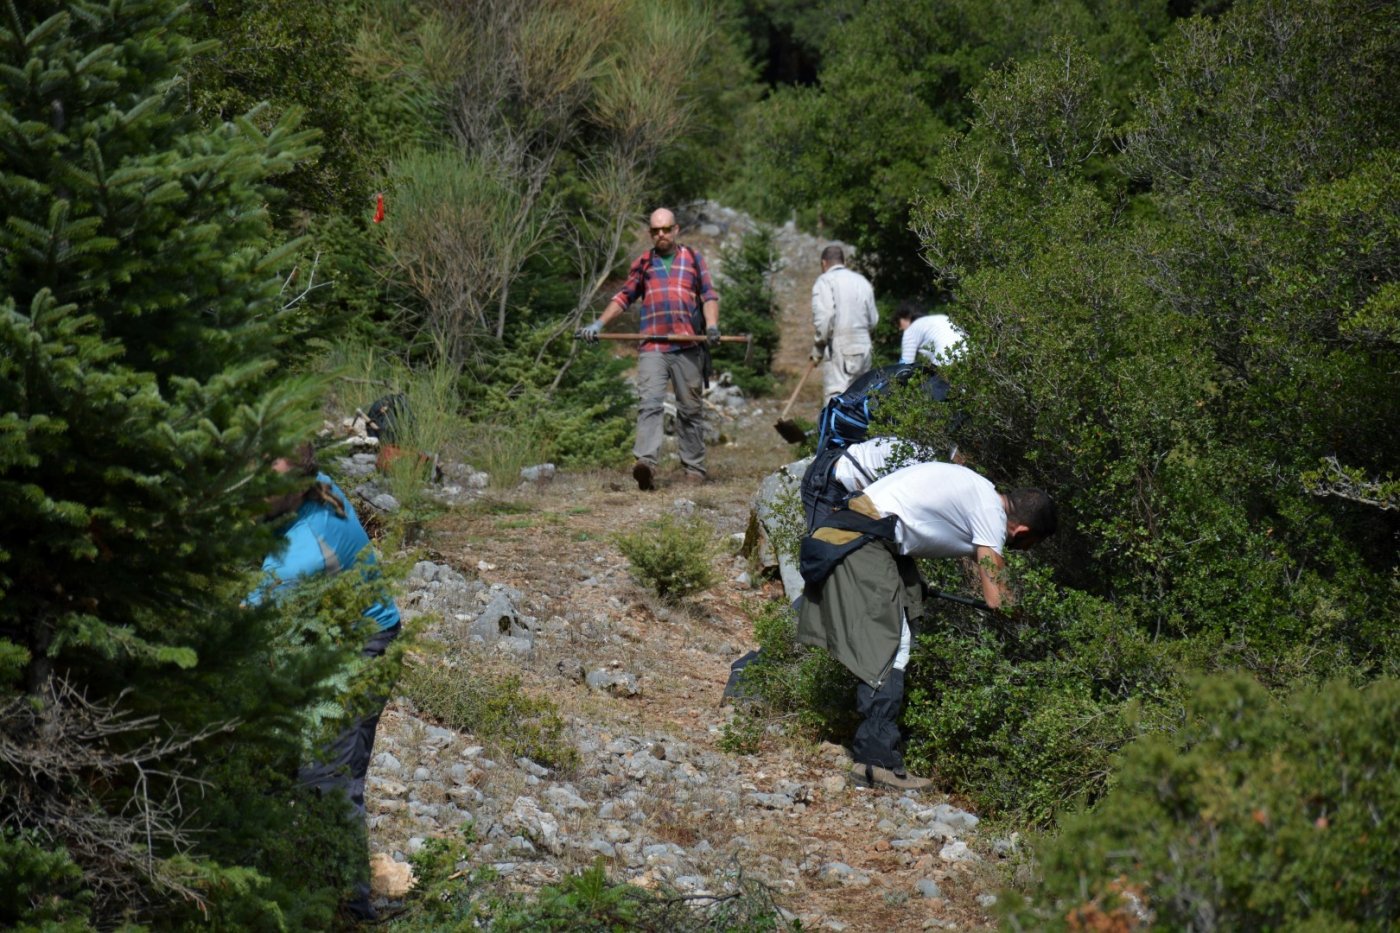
[1, 1, 365, 924]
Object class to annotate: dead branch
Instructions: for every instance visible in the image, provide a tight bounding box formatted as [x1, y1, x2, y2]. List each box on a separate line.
[0, 677, 237, 918]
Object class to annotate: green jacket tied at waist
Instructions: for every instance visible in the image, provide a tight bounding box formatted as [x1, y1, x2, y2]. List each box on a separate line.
[796, 494, 924, 689]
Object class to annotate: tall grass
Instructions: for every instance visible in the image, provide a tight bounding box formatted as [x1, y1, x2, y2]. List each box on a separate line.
[459, 410, 561, 490]
[316, 339, 572, 494]
[318, 340, 467, 503]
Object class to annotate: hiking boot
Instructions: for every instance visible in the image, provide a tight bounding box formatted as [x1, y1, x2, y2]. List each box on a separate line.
[849, 761, 933, 792]
[632, 460, 656, 491]
[682, 470, 706, 486]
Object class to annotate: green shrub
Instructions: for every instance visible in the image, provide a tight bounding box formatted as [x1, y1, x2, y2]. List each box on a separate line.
[399, 663, 578, 771]
[392, 823, 489, 927]
[901, 570, 1181, 822]
[718, 708, 769, 755]
[728, 600, 859, 745]
[458, 317, 636, 471]
[393, 850, 793, 932]
[1008, 674, 1400, 931]
[614, 515, 719, 602]
[488, 862, 792, 933]
[0, 829, 90, 929]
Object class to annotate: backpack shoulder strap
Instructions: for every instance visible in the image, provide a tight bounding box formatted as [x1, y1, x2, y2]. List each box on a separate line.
[843, 448, 877, 486]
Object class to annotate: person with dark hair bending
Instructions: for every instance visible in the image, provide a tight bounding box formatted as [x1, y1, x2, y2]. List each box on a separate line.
[895, 303, 965, 367]
[798, 461, 1056, 791]
[249, 447, 401, 921]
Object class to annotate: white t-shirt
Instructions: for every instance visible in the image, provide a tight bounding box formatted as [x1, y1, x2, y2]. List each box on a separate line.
[899, 314, 965, 366]
[862, 462, 1006, 559]
[832, 437, 898, 492]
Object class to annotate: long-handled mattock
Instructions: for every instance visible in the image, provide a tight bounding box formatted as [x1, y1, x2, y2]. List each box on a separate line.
[581, 332, 754, 364]
[926, 588, 995, 613]
[774, 359, 819, 444]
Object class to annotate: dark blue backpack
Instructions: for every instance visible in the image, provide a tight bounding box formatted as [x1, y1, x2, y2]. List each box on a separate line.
[801, 363, 952, 531]
[814, 363, 949, 451]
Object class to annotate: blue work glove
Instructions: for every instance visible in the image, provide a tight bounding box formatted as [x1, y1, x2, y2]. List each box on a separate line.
[706, 325, 721, 347]
[576, 320, 603, 342]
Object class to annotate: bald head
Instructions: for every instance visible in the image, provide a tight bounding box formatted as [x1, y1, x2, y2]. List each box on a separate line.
[648, 208, 678, 255]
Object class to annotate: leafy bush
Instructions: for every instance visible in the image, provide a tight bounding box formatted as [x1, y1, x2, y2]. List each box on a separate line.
[399, 662, 578, 771]
[871, 0, 1399, 823]
[728, 600, 859, 745]
[1009, 674, 1400, 931]
[901, 567, 1183, 822]
[614, 515, 719, 602]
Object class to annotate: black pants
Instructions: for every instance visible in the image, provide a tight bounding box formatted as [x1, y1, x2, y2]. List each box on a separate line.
[852, 667, 905, 771]
[297, 623, 399, 905]
[297, 624, 400, 814]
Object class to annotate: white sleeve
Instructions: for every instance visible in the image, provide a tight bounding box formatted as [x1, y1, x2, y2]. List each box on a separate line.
[899, 323, 920, 364]
[811, 277, 835, 344]
[968, 500, 1007, 554]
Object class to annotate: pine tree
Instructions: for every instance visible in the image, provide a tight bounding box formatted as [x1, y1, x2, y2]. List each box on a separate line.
[1, 1, 359, 925]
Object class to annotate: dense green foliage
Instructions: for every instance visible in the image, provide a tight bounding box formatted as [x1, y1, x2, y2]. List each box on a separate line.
[3, 0, 1396, 922]
[0, 0, 386, 924]
[724, 19, 1395, 932]
[183, 0, 379, 216]
[1010, 674, 1400, 930]
[734, 0, 1174, 292]
[842, 0, 1400, 827]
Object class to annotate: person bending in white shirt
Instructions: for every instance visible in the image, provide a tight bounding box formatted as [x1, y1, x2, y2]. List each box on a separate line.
[797, 462, 1056, 791]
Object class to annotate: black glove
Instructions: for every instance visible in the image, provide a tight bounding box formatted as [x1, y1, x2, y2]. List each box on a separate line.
[706, 325, 721, 347]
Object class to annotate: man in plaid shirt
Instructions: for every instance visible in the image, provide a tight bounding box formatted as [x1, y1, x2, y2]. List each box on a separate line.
[577, 207, 721, 490]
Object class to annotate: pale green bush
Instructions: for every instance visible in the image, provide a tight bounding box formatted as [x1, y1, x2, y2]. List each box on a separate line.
[614, 515, 718, 602]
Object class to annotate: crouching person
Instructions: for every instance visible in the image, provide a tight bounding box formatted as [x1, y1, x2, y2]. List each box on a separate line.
[249, 445, 402, 921]
[797, 462, 1055, 790]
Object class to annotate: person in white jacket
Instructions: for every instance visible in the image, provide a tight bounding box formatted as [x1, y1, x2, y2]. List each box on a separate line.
[811, 246, 879, 401]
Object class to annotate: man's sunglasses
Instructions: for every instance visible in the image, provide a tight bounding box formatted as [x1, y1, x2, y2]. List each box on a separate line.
[649, 224, 678, 236]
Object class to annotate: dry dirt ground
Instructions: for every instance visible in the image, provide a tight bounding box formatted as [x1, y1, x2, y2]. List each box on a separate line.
[375, 224, 1008, 930]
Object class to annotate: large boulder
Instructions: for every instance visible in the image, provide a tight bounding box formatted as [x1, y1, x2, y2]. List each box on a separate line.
[743, 458, 810, 603]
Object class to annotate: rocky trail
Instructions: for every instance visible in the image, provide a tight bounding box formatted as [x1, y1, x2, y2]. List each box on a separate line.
[353, 205, 1010, 931]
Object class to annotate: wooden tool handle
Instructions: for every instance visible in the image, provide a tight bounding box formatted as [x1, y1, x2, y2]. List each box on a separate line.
[778, 359, 819, 420]
[592, 333, 752, 344]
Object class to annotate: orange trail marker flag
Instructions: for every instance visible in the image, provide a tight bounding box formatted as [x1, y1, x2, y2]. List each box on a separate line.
[373, 192, 385, 223]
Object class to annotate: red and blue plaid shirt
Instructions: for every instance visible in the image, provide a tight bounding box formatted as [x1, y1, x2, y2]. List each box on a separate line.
[610, 245, 719, 352]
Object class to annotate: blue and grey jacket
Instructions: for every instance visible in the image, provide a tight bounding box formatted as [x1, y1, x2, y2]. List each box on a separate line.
[248, 473, 400, 630]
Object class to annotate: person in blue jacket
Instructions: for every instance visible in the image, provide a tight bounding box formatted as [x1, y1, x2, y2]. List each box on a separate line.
[250, 445, 400, 921]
